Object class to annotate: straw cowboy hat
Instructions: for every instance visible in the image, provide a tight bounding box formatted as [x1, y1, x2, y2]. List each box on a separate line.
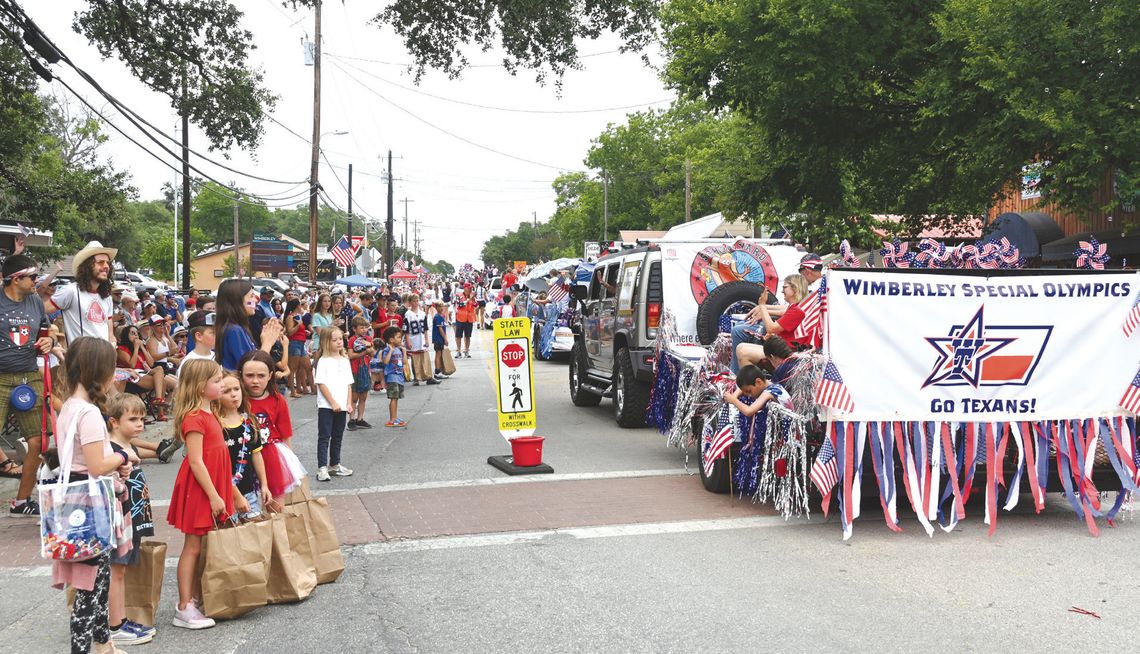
[72, 241, 117, 270]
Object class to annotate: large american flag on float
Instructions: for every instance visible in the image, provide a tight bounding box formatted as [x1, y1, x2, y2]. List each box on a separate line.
[793, 277, 826, 346]
[546, 276, 570, 304]
[1119, 369, 1140, 415]
[330, 237, 356, 268]
[816, 360, 855, 413]
[810, 432, 839, 497]
[702, 424, 734, 477]
[1123, 293, 1140, 337]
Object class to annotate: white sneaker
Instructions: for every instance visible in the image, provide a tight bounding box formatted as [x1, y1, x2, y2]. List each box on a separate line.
[172, 601, 215, 630]
[317, 466, 330, 482]
[330, 465, 353, 477]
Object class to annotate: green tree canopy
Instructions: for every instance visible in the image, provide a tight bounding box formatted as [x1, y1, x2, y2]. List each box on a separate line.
[661, 0, 1140, 228]
[74, 0, 277, 151]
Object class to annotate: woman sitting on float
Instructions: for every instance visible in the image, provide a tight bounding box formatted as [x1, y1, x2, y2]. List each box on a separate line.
[735, 273, 809, 370]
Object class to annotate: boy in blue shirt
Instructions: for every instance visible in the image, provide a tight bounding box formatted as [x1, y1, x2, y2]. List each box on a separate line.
[431, 300, 449, 380]
[380, 326, 406, 427]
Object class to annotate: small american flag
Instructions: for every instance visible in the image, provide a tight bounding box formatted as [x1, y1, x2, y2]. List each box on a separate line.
[703, 424, 734, 477]
[330, 237, 356, 268]
[547, 276, 569, 304]
[1119, 370, 1140, 415]
[816, 360, 855, 413]
[793, 277, 826, 346]
[810, 433, 839, 497]
[1123, 294, 1140, 338]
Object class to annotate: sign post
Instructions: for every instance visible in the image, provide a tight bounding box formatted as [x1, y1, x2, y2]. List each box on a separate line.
[487, 317, 552, 475]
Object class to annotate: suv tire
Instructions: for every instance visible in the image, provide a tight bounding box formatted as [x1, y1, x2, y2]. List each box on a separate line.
[569, 341, 602, 407]
[613, 347, 650, 427]
[695, 281, 768, 345]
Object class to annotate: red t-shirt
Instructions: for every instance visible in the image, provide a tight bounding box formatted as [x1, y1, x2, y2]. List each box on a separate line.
[775, 304, 806, 348]
[502, 272, 518, 288]
[247, 393, 293, 444]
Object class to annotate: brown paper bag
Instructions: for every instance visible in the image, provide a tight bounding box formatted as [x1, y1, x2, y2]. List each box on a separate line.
[403, 353, 413, 381]
[283, 476, 312, 506]
[266, 513, 317, 604]
[285, 498, 344, 584]
[199, 518, 272, 619]
[441, 348, 457, 376]
[412, 350, 432, 380]
[124, 541, 167, 627]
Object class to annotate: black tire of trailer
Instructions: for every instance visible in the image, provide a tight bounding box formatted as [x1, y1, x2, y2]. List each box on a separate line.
[695, 281, 766, 346]
[699, 442, 735, 493]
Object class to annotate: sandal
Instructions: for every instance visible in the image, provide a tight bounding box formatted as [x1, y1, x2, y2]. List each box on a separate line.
[0, 458, 22, 478]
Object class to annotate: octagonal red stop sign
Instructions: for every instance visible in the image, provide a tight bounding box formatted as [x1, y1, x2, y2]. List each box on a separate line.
[501, 343, 526, 368]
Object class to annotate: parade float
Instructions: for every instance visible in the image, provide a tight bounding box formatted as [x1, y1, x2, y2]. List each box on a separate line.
[647, 236, 1140, 538]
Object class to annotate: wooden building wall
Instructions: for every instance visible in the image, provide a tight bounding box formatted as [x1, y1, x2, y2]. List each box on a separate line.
[988, 170, 1139, 236]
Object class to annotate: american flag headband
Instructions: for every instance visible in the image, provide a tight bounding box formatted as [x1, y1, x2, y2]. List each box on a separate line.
[3, 266, 36, 282]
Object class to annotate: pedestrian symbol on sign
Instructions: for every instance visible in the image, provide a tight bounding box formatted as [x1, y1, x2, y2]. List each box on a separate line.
[510, 383, 524, 409]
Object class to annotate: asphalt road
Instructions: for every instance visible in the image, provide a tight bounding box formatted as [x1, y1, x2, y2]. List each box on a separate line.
[3, 326, 1139, 652]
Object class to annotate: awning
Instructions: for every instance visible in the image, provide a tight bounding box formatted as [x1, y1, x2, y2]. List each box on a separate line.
[982, 212, 1063, 257]
[1041, 229, 1140, 265]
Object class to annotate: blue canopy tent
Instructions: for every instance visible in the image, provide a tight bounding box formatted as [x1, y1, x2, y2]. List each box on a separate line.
[335, 274, 382, 288]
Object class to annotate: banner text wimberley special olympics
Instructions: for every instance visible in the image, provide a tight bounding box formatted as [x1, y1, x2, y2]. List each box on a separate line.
[826, 269, 1140, 423]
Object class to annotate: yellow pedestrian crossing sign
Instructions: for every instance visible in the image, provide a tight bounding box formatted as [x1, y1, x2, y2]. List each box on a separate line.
[493, 317, 536, 440]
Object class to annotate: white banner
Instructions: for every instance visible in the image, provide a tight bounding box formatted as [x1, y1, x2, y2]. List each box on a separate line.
[659, 239, 804, 342]
[827, 269, 1140, 422]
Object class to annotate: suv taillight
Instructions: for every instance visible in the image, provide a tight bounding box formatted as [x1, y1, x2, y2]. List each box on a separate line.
[647, 302, 661, 328]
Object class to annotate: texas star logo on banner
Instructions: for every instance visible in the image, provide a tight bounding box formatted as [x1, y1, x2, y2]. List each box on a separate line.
[922, 306, 1051, 388]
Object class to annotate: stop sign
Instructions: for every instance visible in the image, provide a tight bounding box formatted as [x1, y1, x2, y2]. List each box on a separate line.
[501, 343, 526, 368]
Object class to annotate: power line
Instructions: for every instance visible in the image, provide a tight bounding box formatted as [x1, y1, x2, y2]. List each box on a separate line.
[329, 54, 673, 115]
[329, 60, 585, 173]
[323, 48, 623, 69]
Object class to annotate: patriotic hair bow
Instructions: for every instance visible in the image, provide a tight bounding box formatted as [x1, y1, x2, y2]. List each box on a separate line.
[879, 239, 912, 268]
[912, 238, 949, 269]
[1075, 237, 1109, 269]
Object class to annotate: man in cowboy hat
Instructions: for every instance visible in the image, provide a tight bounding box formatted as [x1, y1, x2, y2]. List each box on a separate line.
[41, 241, 117, 342]
[729, 252, 824, 371]
[0, 254, 57, 515]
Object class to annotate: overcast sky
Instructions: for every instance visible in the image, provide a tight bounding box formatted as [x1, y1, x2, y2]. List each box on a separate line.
[26, 1, 673, 267]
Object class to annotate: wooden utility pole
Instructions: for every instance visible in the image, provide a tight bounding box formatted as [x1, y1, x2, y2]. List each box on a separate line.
[385, 149, 394, 277]
[232, 199, 240, 278]
[602, 171, 609, 241]
[307, 0, 322, 282]
[684, 159, 692, 223]
[179, 75, 191, 290]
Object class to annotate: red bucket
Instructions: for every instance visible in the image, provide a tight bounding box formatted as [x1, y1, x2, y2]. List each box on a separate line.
[510, 436, 545, 467]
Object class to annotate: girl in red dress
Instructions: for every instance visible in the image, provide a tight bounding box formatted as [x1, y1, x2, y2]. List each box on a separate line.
[166, 358, 243, 630]
[240, 350, 295, 503]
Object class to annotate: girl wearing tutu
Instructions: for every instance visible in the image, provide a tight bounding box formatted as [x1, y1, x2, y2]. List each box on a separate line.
[239, 349, 296, 504]
[167, 358, 243, 630]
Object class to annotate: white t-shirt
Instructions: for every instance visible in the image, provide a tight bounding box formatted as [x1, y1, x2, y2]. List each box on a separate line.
[314, 355, 353, 410]
[178, 349, 215, 375]
[52, 284, 113, 342]
[404, 309, 428, 351]
[500, 304, 515, 319]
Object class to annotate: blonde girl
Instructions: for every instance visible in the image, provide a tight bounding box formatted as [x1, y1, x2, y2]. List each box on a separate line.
[313, 327, 354, 481]
[166, 359, 241, 630]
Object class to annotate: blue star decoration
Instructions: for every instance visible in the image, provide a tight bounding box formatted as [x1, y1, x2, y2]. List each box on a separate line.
[922, 306, 1014, 388]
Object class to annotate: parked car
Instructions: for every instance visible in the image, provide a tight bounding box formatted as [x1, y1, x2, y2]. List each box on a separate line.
[113, 270, 169, 295]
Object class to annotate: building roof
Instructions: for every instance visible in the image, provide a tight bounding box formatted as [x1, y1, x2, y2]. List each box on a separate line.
[619, 230, 667, 242]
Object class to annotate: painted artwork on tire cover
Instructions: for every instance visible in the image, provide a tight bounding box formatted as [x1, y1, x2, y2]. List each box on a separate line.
[689, 241, 779, 305]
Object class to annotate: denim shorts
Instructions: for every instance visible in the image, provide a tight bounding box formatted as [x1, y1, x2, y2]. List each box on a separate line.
[239, 489, 262, 521]
[288, 340, 308, 357]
